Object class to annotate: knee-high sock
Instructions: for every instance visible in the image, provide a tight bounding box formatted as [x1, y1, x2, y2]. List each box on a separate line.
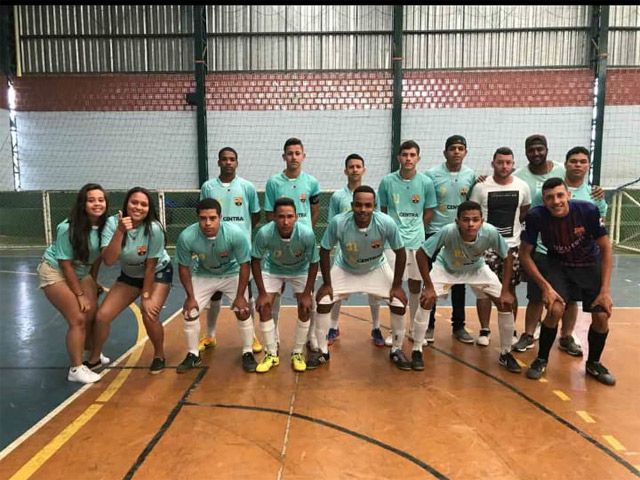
[538, 324, 558, 361]
[390, 311, 406, 351]
[293, 319, 311, 354]
[207, 300, 221, 337]
[412, 307, 429, 351]
[587, 326, 609, 363]
[498, 311, 515, 354]
[260, 319, 277, 356]
[368, 295, 380, 329]
[237, 317, 255, 354]
[409, 292, 420, 326]
[272, 295, 281, 342]
[330, 300, 342, 329]
[184, 319, 200, 356]
[315, 311, 330, 354]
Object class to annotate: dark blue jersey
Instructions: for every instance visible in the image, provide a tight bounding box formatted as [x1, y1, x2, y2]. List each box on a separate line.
[522, 200, 607, 267]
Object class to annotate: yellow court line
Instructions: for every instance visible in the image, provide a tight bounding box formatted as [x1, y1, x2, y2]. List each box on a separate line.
[515, 358, 527, 369]
[576, 411, 596, 423]
[539, 378, 548, 383]
[603, 435, 627, 452]
[8, 300, 170, 480]
[553, 390, 571, 401]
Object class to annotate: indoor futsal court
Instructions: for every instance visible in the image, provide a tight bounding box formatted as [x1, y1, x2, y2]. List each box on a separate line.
[1, 253, 639, 479]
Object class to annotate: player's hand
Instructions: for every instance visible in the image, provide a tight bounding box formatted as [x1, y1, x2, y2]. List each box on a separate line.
[498, 290, 515, 312]
[420, 285, 437, 310]
[296, 291, 313, 318]
[475, 174, 488, 184]
[182, 298, 199, 320]
[590, 185, 605, 201]
[389, 286, 408, 308]
[231, 295, 250, 317]
[316, 283, 333, 303]
[255, 293, 272, 318]
[541, 285, 565, 311]
[591, 291, 613, 318]
[77, 294, 92, 313]
[142, 297, 162, 319]
[118, 210, 133, 232]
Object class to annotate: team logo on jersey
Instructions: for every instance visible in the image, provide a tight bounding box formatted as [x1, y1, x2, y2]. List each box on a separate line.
[198, 253, 206, 261]
[459, 187, 468, 197]
[274, 250, 283, 258]
[574, 225, 585, 235]
[234, 197, 243, 206]
[439, 186, 447, 195]
[411, 194, 421, 204]
[392, 193, 400, 204]
[137, 246, 147, 256]
[300, 193, 307, 203]
[439, 203, 447, 212]
[371, 240, 381, 249]
[219, 251, 229, 258]
[294, 250, 303, 257]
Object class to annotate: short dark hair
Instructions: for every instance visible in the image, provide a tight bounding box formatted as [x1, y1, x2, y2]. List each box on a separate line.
[493, 147, 514, 160]
[565, 146, 590, 162]
[284, 137, 304, 152]
[196, 198, 222, 216]
[541, 177, 567, 193]
[345, 153, 365, 168]
[399, 140, 420, 155]
[457, 200, 482, 218]
[353, 185, 376, 201]
[274, 197, 296, 213]
[218, 147, 238, 161]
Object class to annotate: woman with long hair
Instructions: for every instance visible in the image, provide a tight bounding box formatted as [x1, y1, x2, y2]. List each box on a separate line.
[38, 183, 109, 384]
[87, 187, 172, 374]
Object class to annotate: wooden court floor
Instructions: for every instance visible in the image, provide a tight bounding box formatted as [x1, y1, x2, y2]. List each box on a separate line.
[1, 305, 639, 480]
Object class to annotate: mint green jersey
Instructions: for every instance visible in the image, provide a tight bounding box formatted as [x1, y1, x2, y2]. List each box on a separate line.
[378, 171, 437, 249]
[264, 171, 320, 227]
[328, 186, 354, 220]
[42, 220, 101, 277]
[422, 222, 508, 274]
[200, 176, 260, 236]
[514, 161, 565, 200]
[532, 181, 607, 217]
[425, 163, 476, 234]
[321, 211, 403, 274]
[176, 222, 250, 277]
[102, 215, 171, 278]
[252, 221, 319, 276]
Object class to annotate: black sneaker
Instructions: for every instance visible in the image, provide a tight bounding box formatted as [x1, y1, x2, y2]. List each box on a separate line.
[149, 357, 166, 375]
[526, 357, 547, 380]
[242, 352, 258, 373]
[586, 361, 616, 386]
[411, 350, 424, 371]
[558, 336, 583, 357]
[512, 333, 535, 352]
[390, 349, 411, 371]
[453, 327, 474, 344]
[306, 352, 330, 370]
[499, 352, 522, 373]
[176, 353, 202, 374]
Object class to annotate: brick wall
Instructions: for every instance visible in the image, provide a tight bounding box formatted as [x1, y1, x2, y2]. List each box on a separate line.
[605, 69, 640, 106]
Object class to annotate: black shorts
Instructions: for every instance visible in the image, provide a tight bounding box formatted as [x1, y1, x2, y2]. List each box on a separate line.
[117, 262, 174, 289]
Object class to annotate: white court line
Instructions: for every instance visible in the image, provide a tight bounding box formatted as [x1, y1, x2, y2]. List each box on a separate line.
[276, 374, 300, 480]
[0, 270, 38, 276]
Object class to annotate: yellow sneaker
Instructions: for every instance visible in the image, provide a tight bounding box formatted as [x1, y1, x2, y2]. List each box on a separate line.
[256, 353, 280, 373]
[252, 335, 263, 354]
[198, 336, 216, 352]
[291, 352, 306, 372]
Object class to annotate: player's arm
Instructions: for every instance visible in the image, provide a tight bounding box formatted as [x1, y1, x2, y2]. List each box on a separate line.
[59, 259, 92, 312]
[389, 247, 408, 307]
[591, 235, 613, 317]
[251, 212, 261, 230]
[178, 264, 198, 315]
[231, 262, 251, 316]
[310, 202, 320, 228]
[519, 204, 530, 223]
[422, 207, 434, 229]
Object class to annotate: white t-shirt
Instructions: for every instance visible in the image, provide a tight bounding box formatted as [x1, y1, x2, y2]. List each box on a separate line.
[469, 176, 531, 248]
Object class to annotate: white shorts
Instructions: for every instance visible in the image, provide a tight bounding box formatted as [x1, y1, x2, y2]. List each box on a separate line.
[430, 263, 502, 300]
[192, 275, 248, 311]
[318, 263, 404, 308]
[263, 273, 307, 295]
[384, 248, 421, 281]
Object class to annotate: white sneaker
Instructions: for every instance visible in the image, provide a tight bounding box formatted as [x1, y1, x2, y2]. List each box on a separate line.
[68, 365, 101, 384]
[384, 334, 393, 347]
[533, 322, 542, 341]
[476, 329, 491, 347]
[99, 353, 111, 365]
[572, 334, 582, 348]
[512, 334, 519, 346]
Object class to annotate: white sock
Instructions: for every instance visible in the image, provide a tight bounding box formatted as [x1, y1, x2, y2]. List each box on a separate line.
[330, 300, 342, 329]
[307, 311, 317, 341]
[498, 311, 515, 354]
[207, 300, 221, 337]
[315, 311, 331, 354]
[260, 319, 277, 355]
[272, 295, 281, 343]
[390, 311, 406, 351]
[368, 295, 380, 329]
[412, 308, 429, 351]
[409, 292, 420, 326]
[237, 317, 255, 354]
[183, 319, 201, 356]
[293, 319, 311, 354]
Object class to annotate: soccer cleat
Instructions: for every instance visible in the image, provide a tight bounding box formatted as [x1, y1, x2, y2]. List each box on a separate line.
[327, 327, 340, 346]
[558, 336, 583, 357]
[291, 353, 307, 372]
[453, 327, 474, 344]
[384, 334, 393, 347]
[177, 352, 202, 373]
[512, 333, 535, 352]
[252, 336, 263, 354]
[526, 357, 548, 380]
[499, 352, 522, 373]
[149, 357, 166, 374]
[476, 328, 491, 347]
[198, 335, 217, 352]
[256, 353, 280, 373]
[371, 328, 386, 347]
[68, 365, 101, 384]
[411, 350, 425, 371]
[586, 361, 616, 386]
[425, 327, 435, 344]
[390, 349, 412, 371]
[306, 352, 330, 370]
[242, 352, 258, 373]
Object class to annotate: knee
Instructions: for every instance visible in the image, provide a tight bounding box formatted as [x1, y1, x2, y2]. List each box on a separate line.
[68, 315, 87, 330]
[591, 313, 609, 332]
